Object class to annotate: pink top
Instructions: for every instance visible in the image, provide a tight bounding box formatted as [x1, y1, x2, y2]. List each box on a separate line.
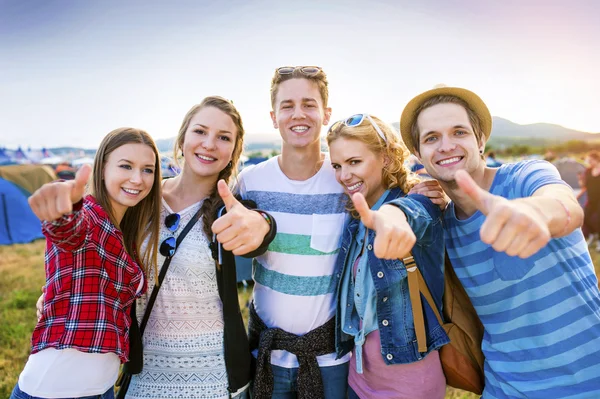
[348, 258, 446, 399]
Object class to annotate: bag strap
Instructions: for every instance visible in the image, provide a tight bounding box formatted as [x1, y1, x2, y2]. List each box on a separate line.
[139, 207, 203, 334]
[403, 254, 444, 353]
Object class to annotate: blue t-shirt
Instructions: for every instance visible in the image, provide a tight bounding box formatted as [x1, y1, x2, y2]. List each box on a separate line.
[445, 160, 600, 399]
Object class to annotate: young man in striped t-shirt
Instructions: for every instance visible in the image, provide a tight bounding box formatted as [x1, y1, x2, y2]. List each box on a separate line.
[239, 66, 413, 398]
[401, 86, 600, 398]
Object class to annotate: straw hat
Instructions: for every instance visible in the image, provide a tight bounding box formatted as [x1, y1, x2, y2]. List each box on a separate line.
[399, 86, 492, 154]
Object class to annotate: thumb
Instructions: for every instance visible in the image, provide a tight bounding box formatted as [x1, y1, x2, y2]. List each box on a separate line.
[70, 164, 92, 203]
[455, 169, 494, 215]
[217, 179, 239, 211]
[352, 193, 375, 229]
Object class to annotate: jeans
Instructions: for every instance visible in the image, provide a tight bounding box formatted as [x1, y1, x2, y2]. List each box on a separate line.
[266, 362, 349, 399]
[347, 386, 360, 399]
[10, 382, 114, 399]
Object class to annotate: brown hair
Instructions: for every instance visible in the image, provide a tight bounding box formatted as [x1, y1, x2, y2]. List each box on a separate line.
[327, 115, 420, 218]
[90, 127, 161, 276]
[173, 96, 245, 239]
[410, 95, 484, 154]
[587, 150, 600, 162]
[270, 67, 329, 109]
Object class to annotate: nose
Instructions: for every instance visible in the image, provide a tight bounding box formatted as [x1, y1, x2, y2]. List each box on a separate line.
[438, 134, 457, 153]
[202, 134, 218, 150]
[129, 168, 142, 184]
[291, 106, 305, 120]
[340, 166, 352, 183]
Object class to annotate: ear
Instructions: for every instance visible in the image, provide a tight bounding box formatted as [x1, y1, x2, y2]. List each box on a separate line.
[270, 110, 278, 129]
[478, 137, 487, 155]
[383, 154, 391, 167]
[323, 107, 333, 125]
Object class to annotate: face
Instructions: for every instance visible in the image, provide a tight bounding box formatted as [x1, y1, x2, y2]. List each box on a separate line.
[181, 106, 237, 180]
[103, 143, 156, 221]
[415, 103, 485, 184]
[329, 137, 386, 207]
[270, 78, 331, 149]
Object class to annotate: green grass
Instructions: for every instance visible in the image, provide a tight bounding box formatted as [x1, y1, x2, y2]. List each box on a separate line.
[2, 239, 599, 398]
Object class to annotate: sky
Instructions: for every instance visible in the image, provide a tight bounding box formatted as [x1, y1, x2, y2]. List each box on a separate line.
[1, 0, 599, 149]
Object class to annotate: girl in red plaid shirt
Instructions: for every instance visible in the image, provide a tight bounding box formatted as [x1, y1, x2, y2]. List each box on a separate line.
[11, 128, 162, 399]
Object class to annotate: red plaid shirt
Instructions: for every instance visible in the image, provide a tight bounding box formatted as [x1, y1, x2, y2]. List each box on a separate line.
[31, 195, 147, 363]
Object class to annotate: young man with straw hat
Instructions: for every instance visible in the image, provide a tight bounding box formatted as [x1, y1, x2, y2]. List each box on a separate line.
[400, 86, 600, 398]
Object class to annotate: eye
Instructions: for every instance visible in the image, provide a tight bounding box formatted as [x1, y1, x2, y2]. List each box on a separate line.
[219, 135, 231, 142]
[281, 104, 292, 110]
[423, 136, 437, 143]
[305, 103, 316, 108]
[455, 129, 468, 136]
[331, 164, 340, 170]
[350, 160, 361, 165]
[143, 168, 155, 174]
[119, 164, 132, 170]
[193, 129, 205, 135]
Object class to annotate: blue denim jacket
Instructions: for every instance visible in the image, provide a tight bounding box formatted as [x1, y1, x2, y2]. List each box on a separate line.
[335, 188, 449, 365]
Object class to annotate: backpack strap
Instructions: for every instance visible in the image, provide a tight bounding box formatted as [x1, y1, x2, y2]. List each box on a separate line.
[403, 254, 444, 353]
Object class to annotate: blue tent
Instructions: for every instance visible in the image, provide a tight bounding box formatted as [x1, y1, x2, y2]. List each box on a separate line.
[0, 178, 44, 245]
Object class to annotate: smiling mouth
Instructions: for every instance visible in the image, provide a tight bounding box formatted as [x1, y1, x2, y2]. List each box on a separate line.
[346, 182, 363, 192]
[437, 156, 463, 166]
[196, 154, 216, 162]
[122, 188, 141, 195]
[290, 126, 309, 134]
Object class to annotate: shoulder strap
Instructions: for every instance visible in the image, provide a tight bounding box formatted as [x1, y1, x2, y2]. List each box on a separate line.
[404, 254, 444, 353]
[139, 207, 203, 334]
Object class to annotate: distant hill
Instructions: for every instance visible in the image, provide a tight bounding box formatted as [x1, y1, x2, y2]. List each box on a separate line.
[390, 117, 599, 147]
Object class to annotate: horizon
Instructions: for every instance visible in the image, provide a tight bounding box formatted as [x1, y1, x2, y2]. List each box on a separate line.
[1, 0, 599, 149]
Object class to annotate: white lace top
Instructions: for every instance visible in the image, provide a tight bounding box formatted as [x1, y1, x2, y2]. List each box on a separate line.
[126, 198, 229, 399]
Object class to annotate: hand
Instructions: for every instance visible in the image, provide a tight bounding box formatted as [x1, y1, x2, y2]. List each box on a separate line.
[28, 164, 92, 222]
[408, 180, 449, 209]
[352, 193, 416, 260]
[211, 180, 270, 256]
[455, 169, 551, 258]
[36, 287, 45, 321]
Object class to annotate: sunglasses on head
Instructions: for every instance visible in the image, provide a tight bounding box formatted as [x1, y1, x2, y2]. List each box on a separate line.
[276, 66, 322, 76]
[328, 113, 387, 143]
[159, 213, 181, 258]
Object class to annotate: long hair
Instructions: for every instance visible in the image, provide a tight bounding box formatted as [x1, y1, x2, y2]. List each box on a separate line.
[173, 96, 245, 239]
[90, 127, 161, 276]
[327, 115, 420, 218]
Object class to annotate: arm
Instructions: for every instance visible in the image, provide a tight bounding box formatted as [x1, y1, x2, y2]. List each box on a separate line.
[351, 193, 440, 260]
[28, 165, 92, 251]
[526, 183, 583, 238]
[455, 168, 581, 259]
[384, 193, 441, 245]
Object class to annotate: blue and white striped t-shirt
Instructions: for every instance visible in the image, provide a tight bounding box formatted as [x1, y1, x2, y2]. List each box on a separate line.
[445, 160, 600, 399]
[238, 155, 350, 368]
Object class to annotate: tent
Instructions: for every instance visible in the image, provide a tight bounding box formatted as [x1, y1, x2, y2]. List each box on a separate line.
[0, 164, 57, 195]
[0, 178, 44, 245]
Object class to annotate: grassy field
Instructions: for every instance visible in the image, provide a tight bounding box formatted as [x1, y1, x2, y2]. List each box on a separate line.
[1, 240, 599, 398]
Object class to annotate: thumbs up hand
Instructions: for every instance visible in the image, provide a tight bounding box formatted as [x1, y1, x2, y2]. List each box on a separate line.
[455, 169, 551, 258]
[28, 164, 92, 222]
[211, 180, 270, 255]
[352, 193, 416, 260]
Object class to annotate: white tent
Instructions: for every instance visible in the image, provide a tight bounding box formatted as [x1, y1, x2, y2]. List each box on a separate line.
[71, 157, 95, 166]
[39, 156, 64, 165]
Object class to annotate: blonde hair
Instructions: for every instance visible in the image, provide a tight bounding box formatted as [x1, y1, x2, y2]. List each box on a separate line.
[173, 96, 245, 239]
[90, 127, 161, 276]
[327, 115, 420, 218]
[270, 67, 329, 109]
